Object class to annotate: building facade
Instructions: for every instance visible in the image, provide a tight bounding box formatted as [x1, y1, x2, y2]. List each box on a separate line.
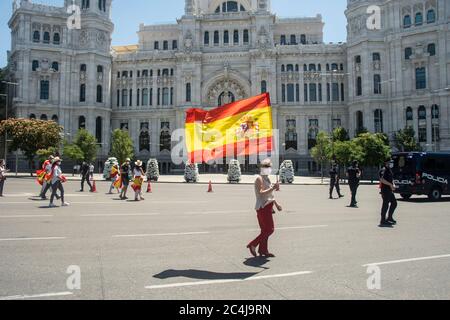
[6, 0, 450, 173]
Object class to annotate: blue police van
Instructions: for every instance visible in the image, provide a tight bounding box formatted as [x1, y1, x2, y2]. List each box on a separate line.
[392, 152, 450, 201]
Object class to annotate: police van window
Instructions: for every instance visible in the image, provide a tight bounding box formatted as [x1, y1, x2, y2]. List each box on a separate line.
[423, 158, 436, 172]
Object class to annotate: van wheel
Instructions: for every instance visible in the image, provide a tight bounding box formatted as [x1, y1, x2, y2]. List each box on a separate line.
[428, 187, 442, 201]
[401, 194, 412, 200]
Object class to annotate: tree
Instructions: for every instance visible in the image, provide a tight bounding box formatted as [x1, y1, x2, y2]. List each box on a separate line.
[394, 127, 421, 152]
[333, 140, 364, 168]
[310, 131, 331, 182]
[0, 118, 62, 175]
[111, 129, 134, 165]
[332, 127, 350, 142]
[355, 127, 368, 137]
[63, 129, 98, 163]
[354, 132, 391, 182]
[36, 146, 59, 163]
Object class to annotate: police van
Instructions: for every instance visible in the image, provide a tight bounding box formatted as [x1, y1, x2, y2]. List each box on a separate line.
[392, 152, 450, 201]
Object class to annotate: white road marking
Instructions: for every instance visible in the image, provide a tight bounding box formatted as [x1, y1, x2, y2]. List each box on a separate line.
[81, 213, 160, 217]
[0, 237, 66, 242]
[0, 291, 73, 300]
[184, 210, 251, 215]
[113, 231, 210, 238]
[363, 254, 450, 267]
[0, 215, 53, 218]
[146, 271, 313, 289]
[247, 225, 328, 232]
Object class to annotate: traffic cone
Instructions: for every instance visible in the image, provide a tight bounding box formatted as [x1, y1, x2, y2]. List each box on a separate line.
[207, 181, 213, 193]
[147, 180, 152, 193]
[91, 179, 97, 193]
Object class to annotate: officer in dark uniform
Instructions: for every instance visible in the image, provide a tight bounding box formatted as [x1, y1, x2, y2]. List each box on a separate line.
[346, 160, 361, 208]
[80, 161, 93, 192]
[379, 158, 397, 226]
[329, 162, 344, 199]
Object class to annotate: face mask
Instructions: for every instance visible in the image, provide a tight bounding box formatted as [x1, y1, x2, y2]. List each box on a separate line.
[260, 167, 272, 176]
[389, 162, 394, 169]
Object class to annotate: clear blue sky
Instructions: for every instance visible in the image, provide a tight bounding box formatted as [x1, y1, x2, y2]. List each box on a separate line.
[0, 0, 347, 68]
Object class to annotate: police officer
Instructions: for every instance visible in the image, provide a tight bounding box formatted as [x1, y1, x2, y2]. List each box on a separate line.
[80, 161, 93, 192]
[346, 160, 361, 208]
[329, 162, 344, 199]
[379, 158, 397, 226]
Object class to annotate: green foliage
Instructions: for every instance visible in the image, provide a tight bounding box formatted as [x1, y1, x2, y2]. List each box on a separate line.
[63, 129, 98, 163]
[355, 127, 368, 137]
[111, 129, 134, 165]
[354, 133, 391, 168]
[0, 118, 62, 171]
[311, 132, 331, 179]
[36, 146, 58, 162]
[333, 140, 364, 167]
[332, 127, 350, 142]
[394, 127, 422, 152]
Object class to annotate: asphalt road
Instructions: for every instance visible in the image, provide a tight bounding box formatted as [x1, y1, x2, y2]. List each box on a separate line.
[0, 178, 449, 300]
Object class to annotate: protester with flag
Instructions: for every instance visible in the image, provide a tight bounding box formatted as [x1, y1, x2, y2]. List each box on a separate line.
[120, 158, 131, 200]
[131, 160, 145, 201]
[247, 158, 282, 258]
[39, 155, 60, 200]
[108, 162, 121, 194]
[49, 157, 69, 208]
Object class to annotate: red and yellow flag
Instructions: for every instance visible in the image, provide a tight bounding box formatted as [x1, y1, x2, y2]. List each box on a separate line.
[185, 93, 273, 163]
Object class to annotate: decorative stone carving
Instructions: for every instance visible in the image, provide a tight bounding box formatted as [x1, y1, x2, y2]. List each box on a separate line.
[183, 30, 193, 54]
[206, 78, 246, 106]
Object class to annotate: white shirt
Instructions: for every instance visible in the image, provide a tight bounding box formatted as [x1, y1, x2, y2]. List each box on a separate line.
[0, 165, 5, 178]
[51, 165, 62, 184]
[45, 163, 52, 174]
[134, 168, 142, 177]
[89, 165, 94, 172]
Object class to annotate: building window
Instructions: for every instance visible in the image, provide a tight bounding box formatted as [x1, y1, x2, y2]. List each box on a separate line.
[415, 67, 426, 89]
[80, 84, 86, 102]
[96, 117, 102, 143]
[427, 9, 436, 24]
[403, 15, 412, 28]
[418, 105, 427, 142]
[356, 111, 364, 133]
[327, 83, 330, 101]
[233, 30, 239, 44]
[149, 88, 153, 106]
[281, 84, 286, 102]
[318, 83, 322, 102]
[52, 115, 58, 122]
[40, 114, 48, 121]
[224, 31, 229, 44]
[415, 12, 423, 26]
[405, 47, 413, 60]
[281, 65, 285, 72]
[129, 89, 133, 106]
[80, 64, 87, 72]
[332, 83, 339, 101]
[287, 84, 295, 102]
[96, 85, 103, 103]
[331, 63, 339, 71]
[157, 88, 160, 105]
[285, 119, 297, 151]
[427, 43, 436, 56]
[261, 80, 267, 94]
[308, 119, 319, 150]
[309, 83, 317, 102]
[406, 107, 413, 128]
[374, 109, 383, 133]
[79, 116, 86, 129]
[139, 123, 150, 152]
[160, 122, 171, 151]
[340, 83, 345, 101]
[287, 64, 294, 72]
[33, 30, 40, 42]
[97, 65, 103, 74]
[141, 88, 148, 106]
[163, 41, 168, 50]
[162, 87, 169, 106]
[116, 90, 120, 107]
[204, 31, 209, 45]
[170, 87, 174, 105]
[300, 34, 306, 44]
[186, 83, 191, 102]
[355, 55, 361, 64]
[30, 114, 36, 119]
[121, 89, 128, 107]
[296, 84, 300, 102]
[136, 89, 140, 106]
[82, 0, 90, 9]
[280, 35, 286, 45]
[154, 41, 159, 50]
[432, 104, 440, 142]
[32, 60, 39, 71]
[290, 34, 296, 45]
[356, 77, 362, 96]
[374, 74, 381, 94]
[53, 33, 60, 45]
[309, 64, 316, 71]
[120, 122, 128, 131]
[304, 84, 308, 102]
[243, 29, 249, 44]
[40, 80, 49, 100]
[214, 31, 219, 45]
[373, 52, 380, 61]
[172, 40, 177, 50]
[43, 32, 50, 44]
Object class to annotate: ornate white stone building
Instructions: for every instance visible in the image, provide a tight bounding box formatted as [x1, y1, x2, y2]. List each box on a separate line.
[6, 0, 450, 173]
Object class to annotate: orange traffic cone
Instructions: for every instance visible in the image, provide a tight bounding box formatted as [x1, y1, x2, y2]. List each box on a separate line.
[91, 179, 97, 193]
[147, 180, 152, 193]
[207, 181, 213, 193]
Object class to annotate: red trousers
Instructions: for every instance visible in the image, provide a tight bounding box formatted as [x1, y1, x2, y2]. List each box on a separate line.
[248, 202, 275, 255]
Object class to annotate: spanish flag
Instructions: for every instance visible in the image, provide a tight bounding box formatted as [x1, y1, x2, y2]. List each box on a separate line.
[185, 93, 273, 163]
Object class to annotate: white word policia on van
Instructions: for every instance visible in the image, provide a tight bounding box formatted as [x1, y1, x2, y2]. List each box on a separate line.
[422, 172, 449, 185]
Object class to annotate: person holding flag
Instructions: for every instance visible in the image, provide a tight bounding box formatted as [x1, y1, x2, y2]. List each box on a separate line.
[131, 160, 145, 201]
[49, 157, 69, 208]
[108, 161, 121, 194]
[120, 158, 131, 200]
[39, 155, 60, 200]
[37, 155, 52, 195]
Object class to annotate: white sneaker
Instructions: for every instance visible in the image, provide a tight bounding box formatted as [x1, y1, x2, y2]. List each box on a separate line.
[62, 202, 70, 207]
[49, 203, 57, 208]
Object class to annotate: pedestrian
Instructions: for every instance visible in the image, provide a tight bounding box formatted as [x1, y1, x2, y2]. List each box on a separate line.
[329, 162, 344, 199]
[346, 160, 361, 208]
[39, 155, 59, 200]
[0, 159, 8, 197]
[131, 160, 145, 201]
[49, 157, 70, 208]
[247, 159, 283, 258]
[89, 163, 94, 180]
[379, 158, 397, 226]
[120, 158, 131, 200]
[108, 161, 120, 194]
[80, 161, 93, 192]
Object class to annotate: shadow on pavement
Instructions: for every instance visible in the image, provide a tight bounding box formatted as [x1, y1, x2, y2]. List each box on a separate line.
[153, 269, 260, 281]
[243, 257, 270, 269]
[398, 197, 450, 203]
